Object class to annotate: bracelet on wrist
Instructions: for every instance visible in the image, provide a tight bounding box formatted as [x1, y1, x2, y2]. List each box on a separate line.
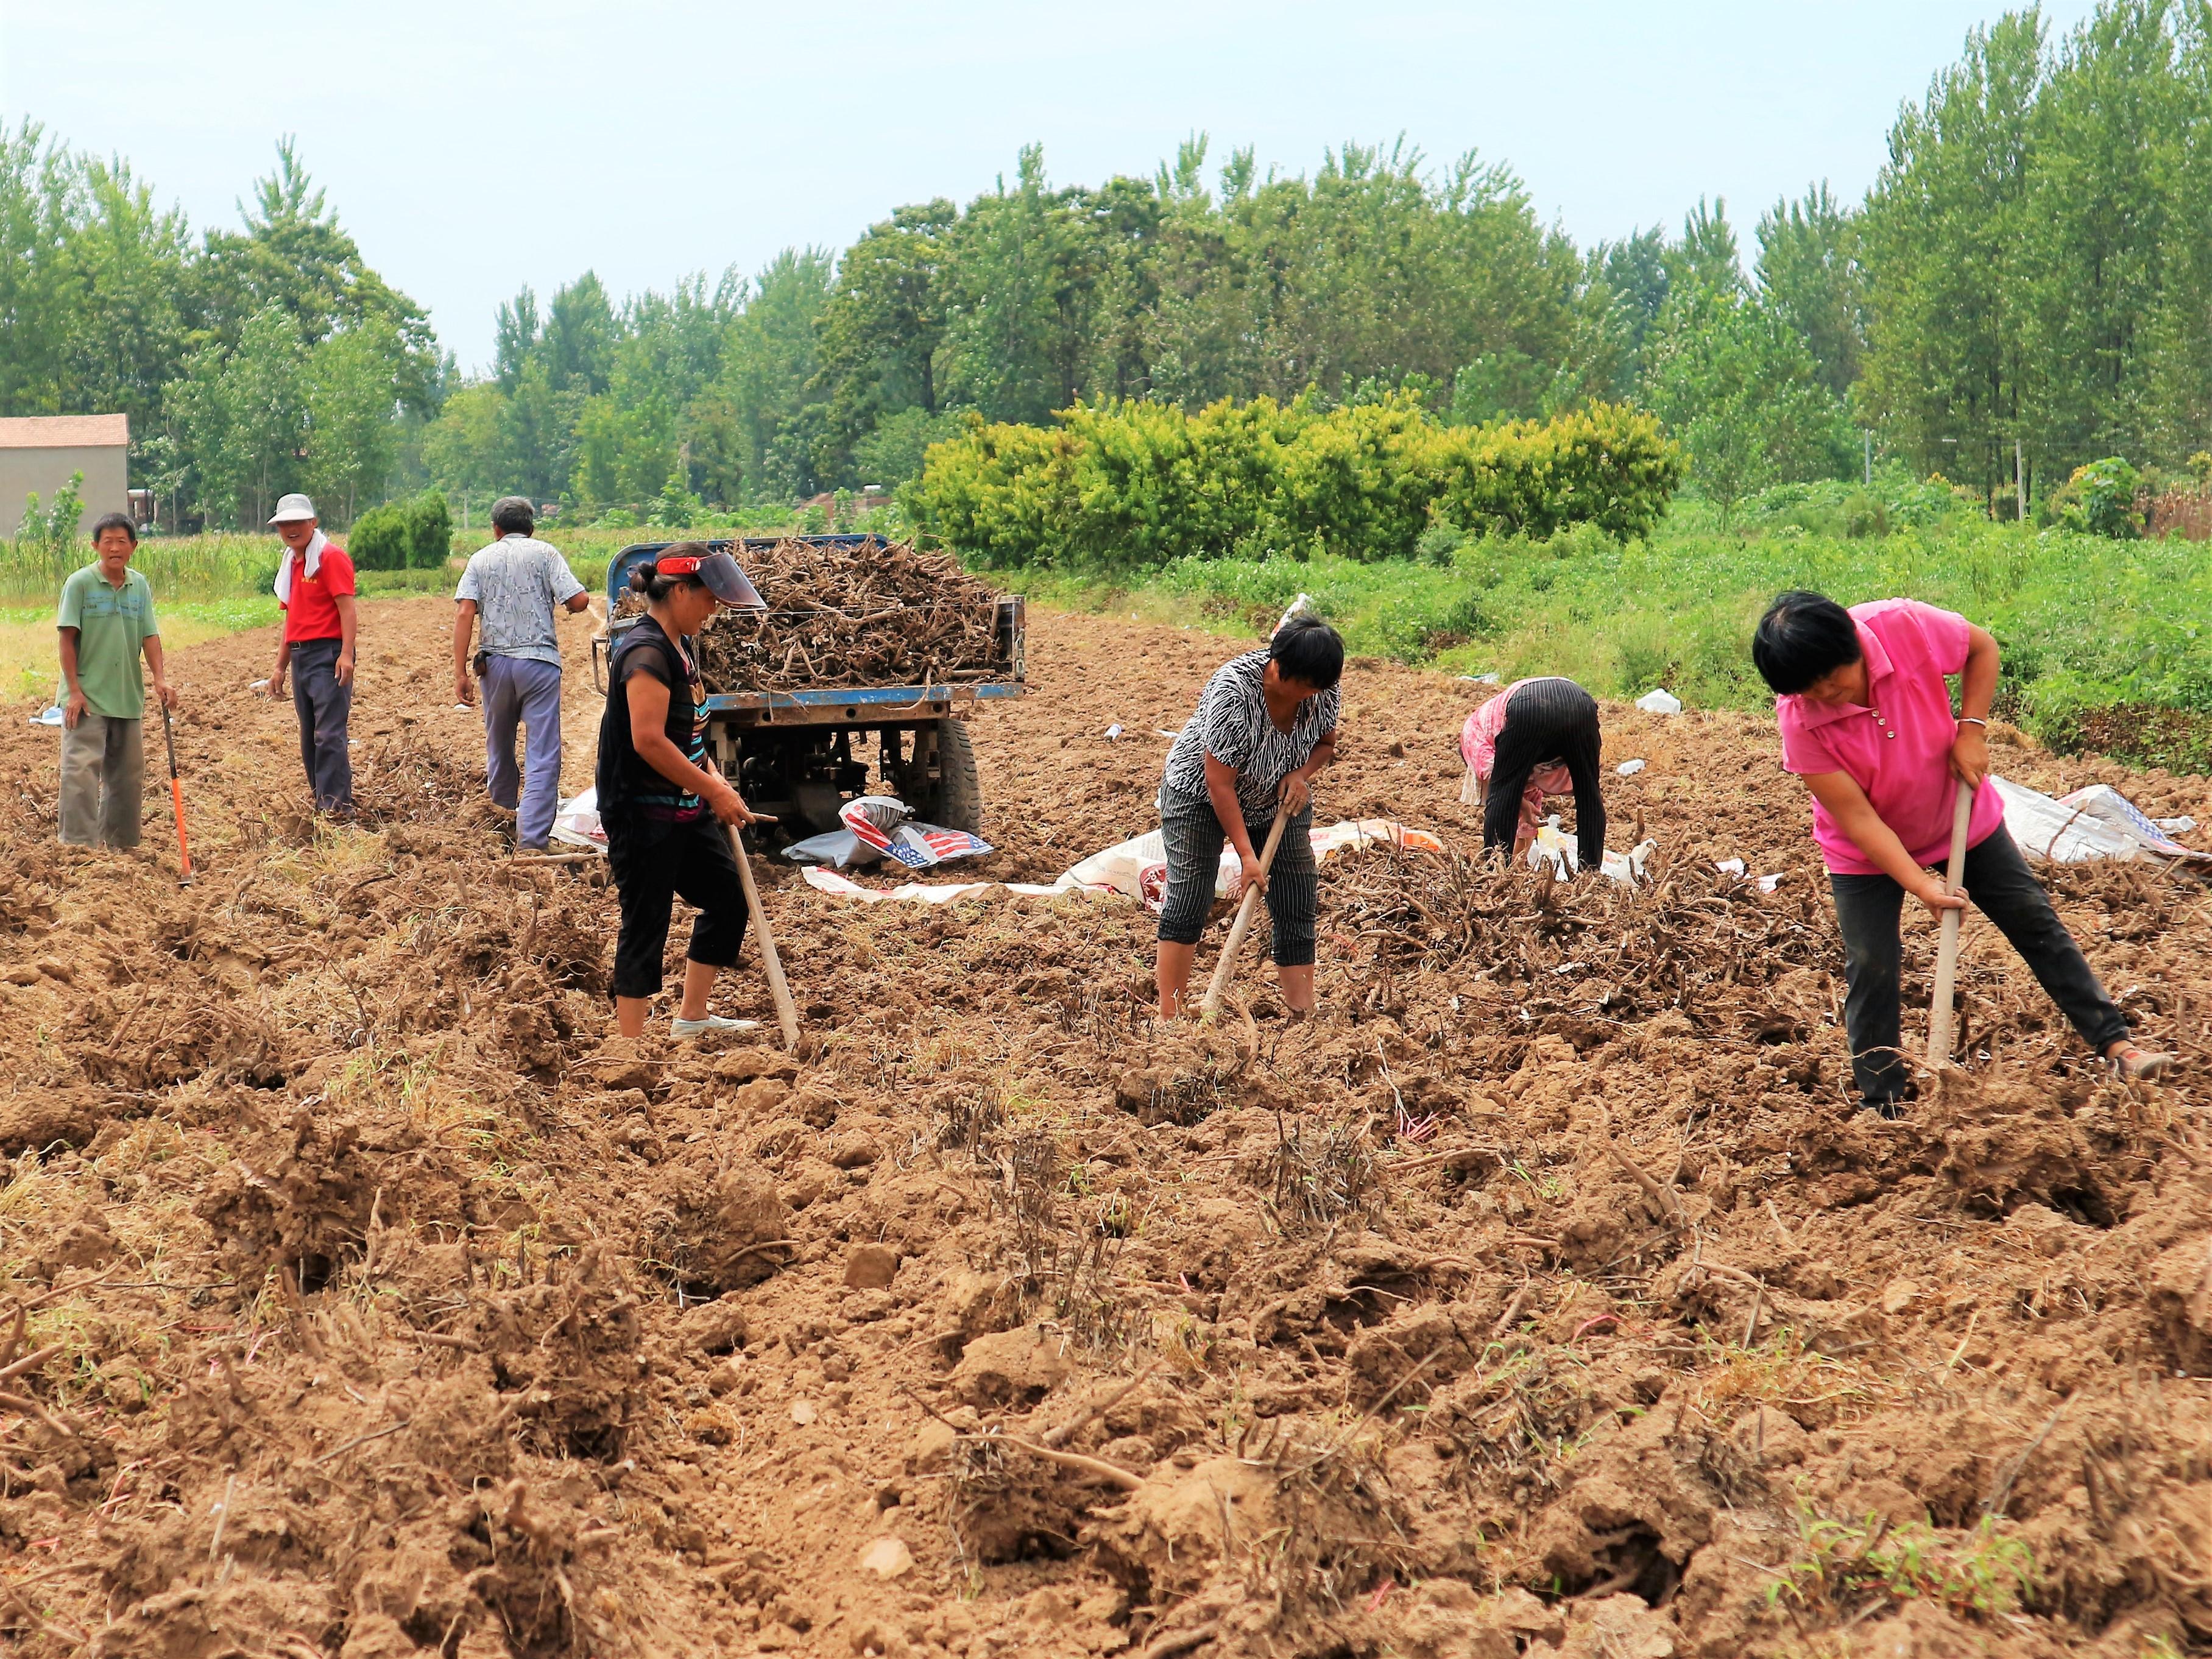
[1957, 716, 1989, 729]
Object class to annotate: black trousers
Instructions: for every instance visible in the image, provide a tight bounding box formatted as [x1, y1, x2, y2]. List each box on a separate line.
[606, 811, 751, 1000]
[1829, 822, 2129, 1104]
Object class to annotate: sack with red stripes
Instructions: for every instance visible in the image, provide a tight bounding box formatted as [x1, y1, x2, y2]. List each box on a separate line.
[839, 795, 993, 870]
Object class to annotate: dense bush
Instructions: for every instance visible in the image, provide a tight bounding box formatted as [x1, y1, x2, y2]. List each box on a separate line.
[348, 490, 454, 570]
[2048, 458, 2143, 539]
[908, 395, 1681, 573]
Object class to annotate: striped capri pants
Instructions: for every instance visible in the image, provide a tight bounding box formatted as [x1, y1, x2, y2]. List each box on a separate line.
[1154, 790, 1318, 967]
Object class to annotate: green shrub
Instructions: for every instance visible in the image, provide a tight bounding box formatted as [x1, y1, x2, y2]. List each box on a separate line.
[405, 492, 453, 568]
[1842, 490, 1888, 539]
[348, 490, 453, 570]
[2049, 457, 2143, 539]
[909, 396, 1682, 573]
[347, 503, 407, 570]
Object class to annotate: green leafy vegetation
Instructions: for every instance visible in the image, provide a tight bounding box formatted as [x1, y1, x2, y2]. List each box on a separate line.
[0, 530, 279, 604]
[909, 397, 1680, 573]
[1766, 1509, 2037, 1622]
[348, 490, 453, 571]
[1005, 481, 2212, 771]
[0, 129, 434, 531]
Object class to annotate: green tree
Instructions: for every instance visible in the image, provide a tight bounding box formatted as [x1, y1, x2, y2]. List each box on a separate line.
[814, 200, 958, 465]
[303, 322, 401, 523]
[1859, 12, 2044, 492]
[163, 305, 306, 527]
[1642, 282, 1854, 518]
[2015, 0, 2186, 469]
[1756, 183, 1867, 400]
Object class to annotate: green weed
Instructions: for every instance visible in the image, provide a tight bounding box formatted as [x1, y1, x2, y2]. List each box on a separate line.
[1765, 1507, 2037, 1621]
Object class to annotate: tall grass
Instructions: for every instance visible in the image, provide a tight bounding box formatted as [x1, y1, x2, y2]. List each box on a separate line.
[0, 515, 819, 607]
[0, 532, 281, 604]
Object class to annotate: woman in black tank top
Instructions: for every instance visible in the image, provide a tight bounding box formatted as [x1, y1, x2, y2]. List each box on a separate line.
[596, 546, 772, 1041]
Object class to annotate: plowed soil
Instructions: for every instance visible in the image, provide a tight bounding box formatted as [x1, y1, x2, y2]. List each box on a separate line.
[4, 596, 2212, 1659]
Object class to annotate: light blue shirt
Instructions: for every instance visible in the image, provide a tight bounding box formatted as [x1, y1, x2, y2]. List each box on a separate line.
[454, 535, 585, 668]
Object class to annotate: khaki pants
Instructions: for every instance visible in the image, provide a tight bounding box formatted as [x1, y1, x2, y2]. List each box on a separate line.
[59, 711, 144, 847]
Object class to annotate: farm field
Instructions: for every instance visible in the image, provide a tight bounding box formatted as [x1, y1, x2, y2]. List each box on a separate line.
[2, 597, 2211, 1656]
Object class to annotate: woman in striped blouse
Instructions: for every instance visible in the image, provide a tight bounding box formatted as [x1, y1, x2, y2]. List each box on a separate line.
[1154, 617, 1344, 1018]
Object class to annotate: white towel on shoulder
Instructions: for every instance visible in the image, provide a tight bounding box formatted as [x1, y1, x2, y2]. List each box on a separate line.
[274, 529, 328, 606]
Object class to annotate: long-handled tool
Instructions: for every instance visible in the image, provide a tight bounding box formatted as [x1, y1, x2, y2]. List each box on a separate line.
[710, 764, 799, 1049]
[158, 701, 193, 886]
[1926, 782, 1976, 1066]
[726, 820, 800, 1050]
[1200, 805, 1291, 1021]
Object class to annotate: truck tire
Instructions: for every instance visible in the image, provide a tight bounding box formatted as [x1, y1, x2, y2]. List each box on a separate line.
[905, 718, 983, 833]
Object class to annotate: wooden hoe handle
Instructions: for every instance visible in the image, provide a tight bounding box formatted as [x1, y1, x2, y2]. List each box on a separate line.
[1201, 806, 1292, 1021]
[1926, 783, 1975, 1067]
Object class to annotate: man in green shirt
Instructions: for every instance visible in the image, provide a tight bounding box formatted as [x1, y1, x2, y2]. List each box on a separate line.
[56, 512, 175, 847]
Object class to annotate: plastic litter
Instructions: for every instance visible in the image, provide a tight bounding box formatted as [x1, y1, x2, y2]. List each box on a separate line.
[1635, 689, 1683, 715]
[1456, 672, 1501, 685]
[1616, 758, 1647, 776]
[549, 788, 607, 851]
[1599, 838, 1658, 885]
[782, 795, 993, 871]
[1712, 856, 1784, 893]
[1991, 776, 2212, 865]
[1528, 819, 1576, 881]
[1104, 724, 1123, 740]
[29, 705, 62, 728]
[2157, 816, 2198, 834]
[813, 819, 1446, 910]
[801, 867, 1083, 906]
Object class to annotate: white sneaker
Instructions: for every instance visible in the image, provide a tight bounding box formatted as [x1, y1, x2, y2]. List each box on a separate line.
[671, 1014, 761, 1039]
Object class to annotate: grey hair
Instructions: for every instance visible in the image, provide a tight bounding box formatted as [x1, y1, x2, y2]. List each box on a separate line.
[490, 495, 535, 536]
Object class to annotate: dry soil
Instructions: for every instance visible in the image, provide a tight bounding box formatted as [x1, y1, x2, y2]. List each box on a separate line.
[2, 596, 2211, 1659]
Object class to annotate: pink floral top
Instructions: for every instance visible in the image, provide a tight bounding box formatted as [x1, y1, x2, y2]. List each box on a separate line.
[1461, 678, 1574, 841]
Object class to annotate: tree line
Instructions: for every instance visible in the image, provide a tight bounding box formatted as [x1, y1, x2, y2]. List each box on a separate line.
[4, 2, 2211, 532]
[0, 131, 438, 529]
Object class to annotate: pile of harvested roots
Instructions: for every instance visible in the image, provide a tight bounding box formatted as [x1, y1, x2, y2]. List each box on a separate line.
[1324, 842, 1835, 1030]
[617, 537, 1009, 692]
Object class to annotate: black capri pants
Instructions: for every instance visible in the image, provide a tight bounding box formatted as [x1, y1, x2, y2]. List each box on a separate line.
[1829, 822, 2129, 1105]
[1155, 790, 1317, 968]
[605, 811, 751, 1000]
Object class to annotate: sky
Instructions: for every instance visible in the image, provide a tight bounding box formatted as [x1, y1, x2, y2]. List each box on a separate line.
[2, 0, 2100, 373]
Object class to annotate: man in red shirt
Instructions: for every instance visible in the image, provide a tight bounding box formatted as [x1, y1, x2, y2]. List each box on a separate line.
[264, 493, 359, 815]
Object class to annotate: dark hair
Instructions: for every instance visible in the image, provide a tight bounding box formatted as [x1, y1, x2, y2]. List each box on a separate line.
[1751, 590, 1864, 695]
[1270, 614, 1344, 692]
[628, 540, 713, 603]
[90, 512, 136, 547]
[490, 495, 535, 536]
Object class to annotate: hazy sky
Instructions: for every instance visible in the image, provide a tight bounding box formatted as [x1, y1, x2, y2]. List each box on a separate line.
[3, 1, 2097, 372]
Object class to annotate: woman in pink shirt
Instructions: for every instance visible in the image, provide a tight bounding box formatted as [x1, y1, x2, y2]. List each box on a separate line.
[1753, 592, 2171, 1114]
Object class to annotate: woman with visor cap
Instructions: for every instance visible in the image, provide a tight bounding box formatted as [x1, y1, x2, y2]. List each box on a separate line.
[596, 543, 774, 1039]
